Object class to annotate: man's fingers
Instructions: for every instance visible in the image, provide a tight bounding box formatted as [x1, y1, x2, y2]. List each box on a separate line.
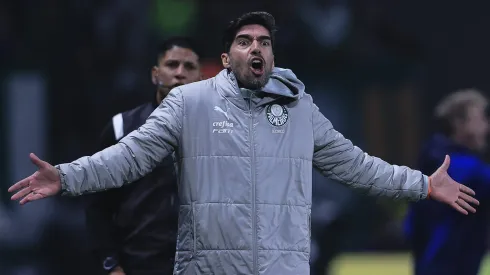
[8, 177, 30, 193]
[459, 192, 479, 206]
[19, 192, 33, 205]
[11, 187, 32, 201]
[459, 184, 476, 196]
[439, 154, 451, 171]
[19, 192, 43, 205]
[452, 202, 468, 215]
[456, 198, 476, 213]
[29, 153, 45, 169]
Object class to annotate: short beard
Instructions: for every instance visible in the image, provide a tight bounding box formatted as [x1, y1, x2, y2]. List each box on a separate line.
[243, 76, 269, 90]
[230, 60, 270, 90]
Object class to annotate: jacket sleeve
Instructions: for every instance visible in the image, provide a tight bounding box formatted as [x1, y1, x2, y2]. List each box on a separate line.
[311, 101, 429, 201]
[56, 88, 184, 196]
[84, 121, 122, 267]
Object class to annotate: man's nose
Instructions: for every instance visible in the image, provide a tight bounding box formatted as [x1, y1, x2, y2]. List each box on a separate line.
[251, 40, 261, 54]
[175, 65, 186, 79]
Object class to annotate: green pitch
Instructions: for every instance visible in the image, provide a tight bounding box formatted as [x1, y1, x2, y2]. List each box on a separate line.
[329, 253, 490, 275]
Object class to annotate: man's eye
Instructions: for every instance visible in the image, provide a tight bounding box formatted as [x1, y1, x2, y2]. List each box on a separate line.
[238, 40, 249, 46]
[262, 41, 271, 46]
[166, 62, 179, 68]
[185, 64, 197, 70]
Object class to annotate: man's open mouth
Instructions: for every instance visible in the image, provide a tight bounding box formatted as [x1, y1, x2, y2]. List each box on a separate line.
[250, 58, 264, 76]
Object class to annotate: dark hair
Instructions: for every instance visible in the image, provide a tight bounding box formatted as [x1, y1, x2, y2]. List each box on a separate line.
[156, 36, 200, 64]
[222, 11, 277, 53]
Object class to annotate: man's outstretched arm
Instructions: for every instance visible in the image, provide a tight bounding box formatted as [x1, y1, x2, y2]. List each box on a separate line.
[58, 88, 183, 195]
[311, 101, 427, 201]
[310, 99, 478, 214]
[9, 88, 184, 202]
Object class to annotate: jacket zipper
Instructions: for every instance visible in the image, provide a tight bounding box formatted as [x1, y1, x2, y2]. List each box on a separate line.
[249, 93, 258, 275]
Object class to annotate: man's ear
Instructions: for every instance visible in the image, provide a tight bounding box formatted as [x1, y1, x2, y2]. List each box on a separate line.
[221, 53, 231, 69]
[151, 66, 158, 85]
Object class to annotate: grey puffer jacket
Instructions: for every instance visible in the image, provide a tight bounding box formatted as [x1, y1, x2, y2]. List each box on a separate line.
[57, 68, 429, 275]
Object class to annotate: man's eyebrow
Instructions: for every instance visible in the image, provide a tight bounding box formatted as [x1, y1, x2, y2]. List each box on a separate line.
[235, 34, 271, 41]
[184, 61, 198, 66]
[164, 59, 198, 65]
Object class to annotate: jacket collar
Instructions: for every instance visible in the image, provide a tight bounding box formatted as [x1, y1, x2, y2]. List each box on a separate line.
[215, 68, 304, 111]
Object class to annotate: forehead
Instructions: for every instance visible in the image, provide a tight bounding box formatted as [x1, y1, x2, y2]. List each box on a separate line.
[235, 24, 270, 38]
[160, 46, 199, 62]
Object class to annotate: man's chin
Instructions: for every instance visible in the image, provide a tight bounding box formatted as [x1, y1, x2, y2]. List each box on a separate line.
[159, 83, 183, 90]
[247, 75, 270, 90]
[234, 70, 271, 90]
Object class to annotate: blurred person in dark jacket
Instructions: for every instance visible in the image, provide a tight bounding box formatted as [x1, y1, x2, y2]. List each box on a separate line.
[84, 37, 201, 275]
[405, 89, 490, 275]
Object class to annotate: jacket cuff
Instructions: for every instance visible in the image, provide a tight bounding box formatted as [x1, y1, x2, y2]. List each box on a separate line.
[55, 164, 73, 196]
[55, 165, 70, 196]
[421, 175, 430, 200]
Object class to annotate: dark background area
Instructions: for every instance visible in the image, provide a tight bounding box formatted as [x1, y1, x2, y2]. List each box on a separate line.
[1, 1, 490, 274]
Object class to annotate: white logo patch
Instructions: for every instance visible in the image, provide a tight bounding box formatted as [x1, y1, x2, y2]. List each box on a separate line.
[266, 104, 289, 127]
[214, 106, 229, 120]
[212, 120, 234, 134]
[212, 105, 233, 134]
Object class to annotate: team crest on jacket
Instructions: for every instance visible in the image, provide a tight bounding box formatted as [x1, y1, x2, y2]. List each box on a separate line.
[266, 104, 288, 126]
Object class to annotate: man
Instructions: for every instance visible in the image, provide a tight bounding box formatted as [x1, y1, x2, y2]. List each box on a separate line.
[405, 89, 490, 275]
[9, 12, 479, 275]
[84, 37, 201, 275]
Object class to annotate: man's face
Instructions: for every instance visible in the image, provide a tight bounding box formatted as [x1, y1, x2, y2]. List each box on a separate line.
[460, 105, 489, 151]
[152, 46, 201, 97]
[223, 24, 274, 90]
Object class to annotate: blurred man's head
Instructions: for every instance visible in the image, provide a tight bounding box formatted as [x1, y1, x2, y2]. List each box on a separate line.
[435, 89, 489, 152]
[152, 37, 201, 102]
[221, 12, 276, 90]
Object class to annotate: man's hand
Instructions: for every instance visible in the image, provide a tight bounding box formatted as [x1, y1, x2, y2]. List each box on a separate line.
[109, 266, 126, 275]
[429, 155, 480, 214]
[8, 153, 62, 205]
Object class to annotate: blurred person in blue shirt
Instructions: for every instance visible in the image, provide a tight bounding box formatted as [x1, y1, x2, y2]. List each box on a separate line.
[405, 89, 490, 275]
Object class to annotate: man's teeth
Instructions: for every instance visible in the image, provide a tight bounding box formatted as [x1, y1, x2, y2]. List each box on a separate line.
[251, 60, 263, 70]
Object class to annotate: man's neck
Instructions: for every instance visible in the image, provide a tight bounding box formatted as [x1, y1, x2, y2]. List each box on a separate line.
[156, 89, 168, 105]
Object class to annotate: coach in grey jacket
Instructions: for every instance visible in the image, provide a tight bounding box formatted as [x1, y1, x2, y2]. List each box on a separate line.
[10, 12, 479, 275]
